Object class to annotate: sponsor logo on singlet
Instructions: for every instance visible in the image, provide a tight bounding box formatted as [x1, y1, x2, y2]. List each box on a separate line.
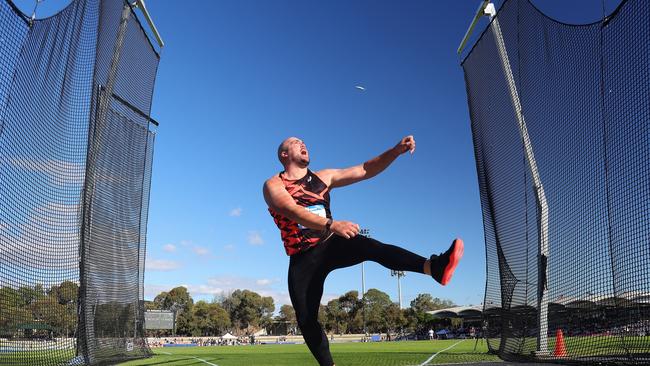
[298, 204, 327, 229]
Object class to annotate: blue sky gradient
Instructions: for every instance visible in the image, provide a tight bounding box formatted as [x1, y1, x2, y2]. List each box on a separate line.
[12, 0, 624, 309]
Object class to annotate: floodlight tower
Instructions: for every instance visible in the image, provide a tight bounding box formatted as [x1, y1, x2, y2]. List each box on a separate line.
[458, 1, 550, 355]
[360, 228, 370, 334]
[390, 270, 405, 309]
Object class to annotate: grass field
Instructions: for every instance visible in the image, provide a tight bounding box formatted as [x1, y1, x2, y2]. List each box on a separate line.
[0, 349, 74, 366]
[2, 336, 646, 365]
[119, 339, 500, 366]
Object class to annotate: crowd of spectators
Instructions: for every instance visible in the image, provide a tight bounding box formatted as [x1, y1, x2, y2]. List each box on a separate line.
[558, 319, 650, 337]
[148, 335, 260, 348]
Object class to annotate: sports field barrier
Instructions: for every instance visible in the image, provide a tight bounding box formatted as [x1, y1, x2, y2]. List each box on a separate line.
[462, 0, 650, 364]
[0, 0, 161, 364]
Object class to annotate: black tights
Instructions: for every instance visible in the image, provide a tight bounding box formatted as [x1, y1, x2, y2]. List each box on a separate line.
[288, 235, 428, 366]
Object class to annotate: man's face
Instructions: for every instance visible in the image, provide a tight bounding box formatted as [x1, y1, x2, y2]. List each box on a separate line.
[283, 137, 309, 167]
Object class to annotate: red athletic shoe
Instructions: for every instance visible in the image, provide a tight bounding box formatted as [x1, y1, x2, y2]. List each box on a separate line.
[430, 238, 464, 286]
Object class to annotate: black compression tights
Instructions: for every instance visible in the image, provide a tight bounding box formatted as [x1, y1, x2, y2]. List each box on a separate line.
[288, 235, 428, 366]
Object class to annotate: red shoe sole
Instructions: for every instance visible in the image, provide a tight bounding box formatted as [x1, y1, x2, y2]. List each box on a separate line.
[441, 238, 464, 285]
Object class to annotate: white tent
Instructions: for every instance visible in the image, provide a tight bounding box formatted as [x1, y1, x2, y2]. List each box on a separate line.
[221, 333, 237, 340]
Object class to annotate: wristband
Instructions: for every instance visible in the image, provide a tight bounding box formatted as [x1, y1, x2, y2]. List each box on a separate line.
[325, 218, 333, 231]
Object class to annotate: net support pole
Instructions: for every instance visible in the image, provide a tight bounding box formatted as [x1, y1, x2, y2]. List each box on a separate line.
[483, 3, 550, 355]
[458, 1, 550, 355]
[131, 0, 164, 48]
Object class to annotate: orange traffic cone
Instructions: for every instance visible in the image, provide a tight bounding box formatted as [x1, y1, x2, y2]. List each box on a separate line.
[553, 329, 567, 357]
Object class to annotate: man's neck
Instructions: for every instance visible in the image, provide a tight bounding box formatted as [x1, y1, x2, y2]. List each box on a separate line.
[282, 165, 308, 180]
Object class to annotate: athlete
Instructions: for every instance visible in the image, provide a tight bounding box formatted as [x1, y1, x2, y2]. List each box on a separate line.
[263, 135, 463, 366]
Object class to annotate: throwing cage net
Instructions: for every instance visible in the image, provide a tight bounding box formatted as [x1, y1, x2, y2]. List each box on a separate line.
[463, 0, 650, 364]
[0, 0, 159, 365]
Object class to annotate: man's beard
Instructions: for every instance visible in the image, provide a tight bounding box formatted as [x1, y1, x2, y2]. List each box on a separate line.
[299, 157, 310, 167]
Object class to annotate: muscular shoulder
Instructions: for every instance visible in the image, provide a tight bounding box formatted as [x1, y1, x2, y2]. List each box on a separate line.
[265, 174, 281, 185]
[263, 175, 286, 210]
[264, 174, 283, 191]
[313, 169, 334, 187]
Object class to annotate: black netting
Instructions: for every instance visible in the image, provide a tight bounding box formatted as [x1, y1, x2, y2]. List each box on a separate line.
[463, 0, 650, 364]
[0, 0, 159, 365]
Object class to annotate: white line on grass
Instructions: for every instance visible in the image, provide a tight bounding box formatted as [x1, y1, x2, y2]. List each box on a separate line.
[192, 356, 219, 366]
[418, 339, 465, 366]
[156, 351, 218, 366]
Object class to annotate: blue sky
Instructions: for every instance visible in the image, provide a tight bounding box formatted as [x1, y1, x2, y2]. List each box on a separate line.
[13, 0, 624, 310]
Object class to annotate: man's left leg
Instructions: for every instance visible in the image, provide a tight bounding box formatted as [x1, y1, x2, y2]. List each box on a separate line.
[321, 235, 426, 274]
[321, 235, 462, 285]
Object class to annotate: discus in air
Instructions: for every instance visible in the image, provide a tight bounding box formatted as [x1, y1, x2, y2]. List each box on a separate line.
[355, 85, 366, 91]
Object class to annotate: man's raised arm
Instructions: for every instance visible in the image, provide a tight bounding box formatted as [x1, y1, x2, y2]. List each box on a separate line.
[320, 135, 416, 189]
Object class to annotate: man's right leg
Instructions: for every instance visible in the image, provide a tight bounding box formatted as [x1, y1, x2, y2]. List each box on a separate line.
[288, 250, 333, 366]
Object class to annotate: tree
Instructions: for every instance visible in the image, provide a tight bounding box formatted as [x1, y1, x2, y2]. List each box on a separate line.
[363, 289, 392, 333]
[318, 304, 327, 327]
[0, 287, 31, 336]
[159, 287, 194, 313]
[176, 309, 194, 336]
[220, 290, 274, 332]
[406, 294, 456, 334]
[338, 291, 361, 314]
[401, 308, 419, 332]
[208, 302, 231, 335]
[191, 300, 232, 336]
[18, 284, 45, 306]
[383, 303, 406, 334]
[153, 291, 168, 309]
[260, 296, 275, 330]
[31, 295, 66, 336]
[48, 281, 78, 305]
[336, 291, 362, 333]
[152, 287, 194, 336]
[410, 294, 455, 314]
[278, 304, 296, 323]
[324, 299, 347, 334]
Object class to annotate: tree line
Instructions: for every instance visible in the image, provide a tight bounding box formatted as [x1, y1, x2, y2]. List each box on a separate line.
[146, 286, 456, 337]
[0, 282, 458, 339]
[0, 282, 78, 338]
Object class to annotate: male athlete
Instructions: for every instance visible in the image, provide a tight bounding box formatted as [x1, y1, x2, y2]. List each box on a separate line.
[263, 136, 463, 366]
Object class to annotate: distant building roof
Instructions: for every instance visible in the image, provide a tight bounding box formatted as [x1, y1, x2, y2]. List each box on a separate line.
[427, 305, 483, 319]
[441, 292, 650, 317]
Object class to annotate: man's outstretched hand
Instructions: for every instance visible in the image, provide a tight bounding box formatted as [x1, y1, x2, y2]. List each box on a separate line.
[330, 220, 361, 239]
[394, 135, 416, 155]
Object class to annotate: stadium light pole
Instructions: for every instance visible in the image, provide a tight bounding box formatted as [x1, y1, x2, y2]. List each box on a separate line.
[360, 228, 370, 334]
[458, 1, 550, 355]
[390, 270, 405, 309]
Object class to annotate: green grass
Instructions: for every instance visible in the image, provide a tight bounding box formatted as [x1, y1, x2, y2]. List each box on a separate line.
[119, 339, 500, 366]
[496, 335, 650, 358]
[0, 349, 75, 366]
[2, 336, 646, 365]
